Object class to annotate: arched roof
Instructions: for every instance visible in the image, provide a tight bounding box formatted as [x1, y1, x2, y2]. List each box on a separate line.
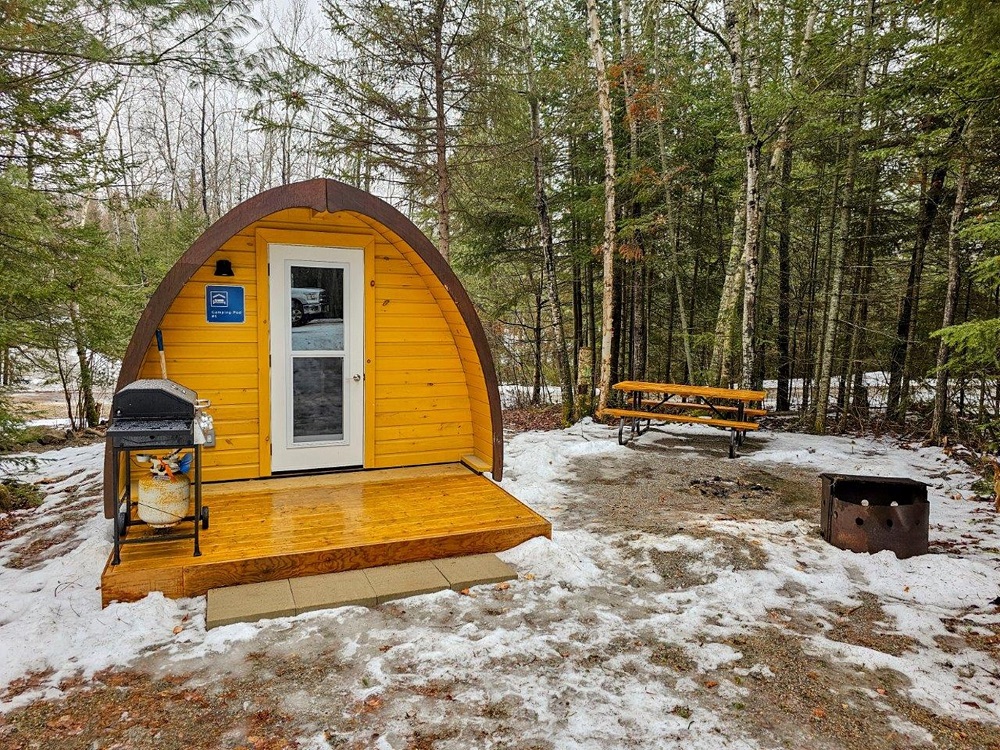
[111, 178, 503, 487]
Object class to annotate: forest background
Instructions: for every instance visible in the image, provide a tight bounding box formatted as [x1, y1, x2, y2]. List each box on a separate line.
[1, 0, 998, 452]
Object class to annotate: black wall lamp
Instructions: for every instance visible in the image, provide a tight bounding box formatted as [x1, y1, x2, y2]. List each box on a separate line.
[214, 259, 235, 277]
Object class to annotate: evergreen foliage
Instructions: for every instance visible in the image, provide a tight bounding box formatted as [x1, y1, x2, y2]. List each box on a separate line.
[1, 0, 999, 442]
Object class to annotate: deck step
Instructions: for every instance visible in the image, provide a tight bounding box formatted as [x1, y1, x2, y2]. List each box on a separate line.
[205, 554, 518, 629]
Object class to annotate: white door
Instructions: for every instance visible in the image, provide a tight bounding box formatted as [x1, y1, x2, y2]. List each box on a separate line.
[269, 244, 364, 472]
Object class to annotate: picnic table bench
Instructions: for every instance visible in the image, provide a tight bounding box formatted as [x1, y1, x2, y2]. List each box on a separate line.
[599, 381, 768, 458]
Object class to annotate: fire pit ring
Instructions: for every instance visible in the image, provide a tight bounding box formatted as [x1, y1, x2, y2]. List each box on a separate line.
[820, 473, 929, 559]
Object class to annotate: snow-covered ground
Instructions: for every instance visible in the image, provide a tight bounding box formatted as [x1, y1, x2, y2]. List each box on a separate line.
[0, 424, 998, 748]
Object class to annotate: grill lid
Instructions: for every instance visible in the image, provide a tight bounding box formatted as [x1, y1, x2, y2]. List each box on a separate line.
[111, 379, 197, 420]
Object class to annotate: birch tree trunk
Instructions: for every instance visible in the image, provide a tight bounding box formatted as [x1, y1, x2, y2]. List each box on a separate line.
[710, 198, 746, 386]
[585, 0, 618, 412]
[723, 0, 764, 389]
[930, 137, 972, 441]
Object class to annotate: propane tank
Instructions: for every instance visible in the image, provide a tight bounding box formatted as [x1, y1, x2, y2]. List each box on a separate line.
[135, 452, 191, 528]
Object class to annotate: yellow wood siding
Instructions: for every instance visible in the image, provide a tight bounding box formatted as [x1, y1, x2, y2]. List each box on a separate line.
[139, 207, 492, 482]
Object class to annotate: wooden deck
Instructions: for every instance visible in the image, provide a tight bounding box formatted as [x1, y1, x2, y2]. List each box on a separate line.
[100, 464, 550, 606]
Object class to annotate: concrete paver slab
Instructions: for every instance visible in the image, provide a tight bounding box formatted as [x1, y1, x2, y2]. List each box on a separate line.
[206, 579, 295, 629]
[290, 570, 377, 614]
[364, 561, 450, 604]
[433, 554, 517, 591]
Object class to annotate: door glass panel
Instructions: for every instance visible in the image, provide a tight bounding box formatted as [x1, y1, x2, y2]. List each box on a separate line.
[290, 266, 344, 352]
[292, 357, 344, 443]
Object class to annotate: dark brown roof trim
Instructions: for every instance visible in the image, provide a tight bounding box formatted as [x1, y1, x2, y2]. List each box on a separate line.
[104, 178, 504, 516]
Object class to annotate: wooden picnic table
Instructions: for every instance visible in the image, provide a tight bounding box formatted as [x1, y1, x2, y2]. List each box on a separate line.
[601, 380, 768, 457]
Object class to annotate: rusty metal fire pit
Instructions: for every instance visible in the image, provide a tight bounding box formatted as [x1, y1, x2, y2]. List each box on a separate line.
[820, 473, 929, 559]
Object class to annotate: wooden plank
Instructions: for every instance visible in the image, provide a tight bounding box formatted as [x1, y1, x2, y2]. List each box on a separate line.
[147, 342, 259, 360]
[141, 357, 258, 377]
[196, 389, 259, 405]
[212, 419, 260, 437]
[472, 434, 494, 457]
[461, 453, 490, 473]
[171, 373, 259, 391]
[203, 464, 470, 495]
[374, 368, 467, 386]
[188, 267, 259, 285]
[374, 421, 472, 441]
[374, 433, 473, 454]
[376, 321, 452, 338]
[202, 449, 259, 467]
[599, 408, 759, 431]
[373, 447, 469, 466]
[375, 356, 467, 373]
[219, 235, 255, 252]
[206, 433, 260, 452]
[375, 287, 436, 303]
[374, 408, 472, 428]
[375, 343, 462, 359]
[613, 381, 766, 402]
[373, 257, 418, 275]
[639, 399, 768, 417]
[375, 272, 433, 289]
[375, 395, 472, 413]
[158, 325, 259, 344]
[377, 382, 471, 399]
[161, 313, 259, 331]
[202, 464, 259, 483]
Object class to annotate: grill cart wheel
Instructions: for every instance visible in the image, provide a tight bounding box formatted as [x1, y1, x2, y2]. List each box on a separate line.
[116, 510, 129, 538]
[201, 506, 210, 530]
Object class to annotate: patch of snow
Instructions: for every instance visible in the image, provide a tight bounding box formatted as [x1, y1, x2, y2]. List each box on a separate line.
[499, 384, 561, 408]
[1, 421, 998, 746]
[0, 445, 198, 709]
[24, 418, 74, 428]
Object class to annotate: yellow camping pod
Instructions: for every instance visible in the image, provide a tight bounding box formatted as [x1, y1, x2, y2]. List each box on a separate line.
[101, 179, 549, 606]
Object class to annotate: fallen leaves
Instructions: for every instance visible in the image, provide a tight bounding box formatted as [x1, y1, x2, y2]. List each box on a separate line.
[811, 707, 826, 720]
[495, 581, 510, 591]
[47, 714, 84, 735]
[358, 694, 382, 714]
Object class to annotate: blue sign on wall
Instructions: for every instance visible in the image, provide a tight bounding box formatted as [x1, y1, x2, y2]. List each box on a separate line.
[205, 285, 246, 324]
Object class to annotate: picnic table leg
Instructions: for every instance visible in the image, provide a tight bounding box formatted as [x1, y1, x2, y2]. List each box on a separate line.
[729, 428, 737, 459]
[736, 403, 746, 447]
[618, 418, 628, 445]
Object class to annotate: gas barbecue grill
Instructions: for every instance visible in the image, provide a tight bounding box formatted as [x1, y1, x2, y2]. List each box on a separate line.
[107, 379, 209, 564]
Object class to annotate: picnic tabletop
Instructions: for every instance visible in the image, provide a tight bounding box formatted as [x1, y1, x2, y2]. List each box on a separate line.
[612, 380, 767, 403]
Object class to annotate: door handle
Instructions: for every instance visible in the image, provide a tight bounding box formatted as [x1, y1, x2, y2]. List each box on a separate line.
[353, 374, 362, 382]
